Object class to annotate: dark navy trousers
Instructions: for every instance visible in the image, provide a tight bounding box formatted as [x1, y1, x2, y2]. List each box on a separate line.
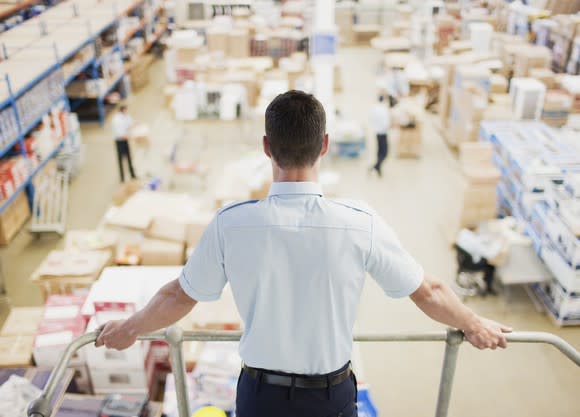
[236, 363, 358, 417]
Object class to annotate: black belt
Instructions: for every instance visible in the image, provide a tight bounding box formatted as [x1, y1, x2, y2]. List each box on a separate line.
[243, 364, 352, 389]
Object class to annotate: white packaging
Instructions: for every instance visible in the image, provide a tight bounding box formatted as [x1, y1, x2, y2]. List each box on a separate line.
[549, 279, 580, 320]
[33, 329, 86, 368]
[90, 367, 148, 394]
[82, 266, 181, 317]
[542, 245, 580, 293]
[509, 78, 546, 120]
[469, 22, 493, 54]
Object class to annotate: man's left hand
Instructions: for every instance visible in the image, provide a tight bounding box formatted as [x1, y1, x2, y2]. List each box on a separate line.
[95, 320, 137, 350]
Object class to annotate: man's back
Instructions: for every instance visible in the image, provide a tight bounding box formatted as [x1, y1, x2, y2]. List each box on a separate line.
[370, 103, 390, 134]
[179, 182, 423, 374]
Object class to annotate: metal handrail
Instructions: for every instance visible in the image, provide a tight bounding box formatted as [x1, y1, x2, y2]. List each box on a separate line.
[28, 328, 580, 417]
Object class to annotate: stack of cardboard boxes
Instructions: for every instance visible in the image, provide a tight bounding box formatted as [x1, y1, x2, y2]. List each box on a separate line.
[0, 307, 43, 368]
[447, 65, 491, 147]
[549, 15, 580, 73]
[33, 295, 91, 393]
[459, 142, 501, 228]
[513, 44, 552, 77]
[105, 190, 213, 265]
[30, 250, 112, 301]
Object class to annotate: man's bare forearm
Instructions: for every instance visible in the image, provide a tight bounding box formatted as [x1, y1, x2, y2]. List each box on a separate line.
[122, 279, 197, 338]
[410, 275, 479, 331]
[410, 275, 511, 349]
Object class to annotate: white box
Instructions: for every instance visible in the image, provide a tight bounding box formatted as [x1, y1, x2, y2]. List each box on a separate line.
[82, 266, 182, 318]
[90, 367, 148, 393]
[542, 245, 580, 293]
[509, 78, 546, 120]
[549, 279, 580, 320]
[85, 316, 149, 370]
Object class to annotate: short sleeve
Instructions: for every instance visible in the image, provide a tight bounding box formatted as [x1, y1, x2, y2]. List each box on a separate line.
[179, 215, 227, 301]
[365, 214, 424, 298]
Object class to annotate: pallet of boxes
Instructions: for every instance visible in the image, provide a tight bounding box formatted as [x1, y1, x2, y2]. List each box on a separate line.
[459, 142, 501, 230]
[394, 97, 425, 159]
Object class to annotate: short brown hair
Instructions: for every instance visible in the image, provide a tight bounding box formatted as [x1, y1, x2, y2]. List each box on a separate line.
[265, 90, 326, 168]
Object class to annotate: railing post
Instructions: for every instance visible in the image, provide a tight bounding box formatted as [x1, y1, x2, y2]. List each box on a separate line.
[165, 326, 190, 417]
[434, 329, 464, 417]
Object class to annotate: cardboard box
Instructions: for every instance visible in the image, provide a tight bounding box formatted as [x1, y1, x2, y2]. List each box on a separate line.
[176, 47, 201, 66]
[0, 307, 44, 336]
[64, 229, 119, 256]
[397, 125, 422, 158]
[490, 74, 508, 94]
[207, 27, 228, 54]
[514, 45, 551, 77]
[0, 192, 31, 246]
[140, 238, 185, 266]
[0, 334, 34, 367]
[31, 250, 111, 301]
[529, 68, 556, 89]
[112, 179, 143, 206]
[228, 29, 250, 58]
[146, 217, 187, 243]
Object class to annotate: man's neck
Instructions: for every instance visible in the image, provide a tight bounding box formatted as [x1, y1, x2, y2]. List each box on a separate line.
[273, 167, 318, 183]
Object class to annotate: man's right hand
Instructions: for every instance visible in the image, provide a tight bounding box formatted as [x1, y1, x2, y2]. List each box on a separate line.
[464, 317, 512, 350]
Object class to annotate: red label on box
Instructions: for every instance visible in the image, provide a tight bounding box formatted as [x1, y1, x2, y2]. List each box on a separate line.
[93, 301, 136, 313]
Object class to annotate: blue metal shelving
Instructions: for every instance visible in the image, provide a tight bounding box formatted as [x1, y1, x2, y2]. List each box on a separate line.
[0, 0, 165, 219]
[0, 137, 66, 214]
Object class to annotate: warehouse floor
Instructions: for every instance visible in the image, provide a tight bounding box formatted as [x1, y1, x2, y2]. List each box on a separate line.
[1, 46, 579, 416]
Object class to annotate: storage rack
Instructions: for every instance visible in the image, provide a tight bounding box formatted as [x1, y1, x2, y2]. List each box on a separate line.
[0, 1, 42, 25]
[0, 0, 166, 216]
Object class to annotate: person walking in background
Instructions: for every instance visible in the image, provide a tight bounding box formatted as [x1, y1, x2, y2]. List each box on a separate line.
[112, 104, 136, 182]
[369, 95, 390, 177]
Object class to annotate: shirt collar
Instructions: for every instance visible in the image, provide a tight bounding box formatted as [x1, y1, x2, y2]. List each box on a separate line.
[268, 182, 323, 197]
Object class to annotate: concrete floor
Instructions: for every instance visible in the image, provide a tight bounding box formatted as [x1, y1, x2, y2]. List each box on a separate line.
[1, 46, 579, 416]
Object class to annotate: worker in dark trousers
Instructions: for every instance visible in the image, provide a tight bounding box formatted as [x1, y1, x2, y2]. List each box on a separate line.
[96, 91, 512, 417]
[112, 104, 136, 182]
[369, 95, 390, 177]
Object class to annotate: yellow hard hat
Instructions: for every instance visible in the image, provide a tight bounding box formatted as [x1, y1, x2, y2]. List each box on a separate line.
[192, 406, 227, 417]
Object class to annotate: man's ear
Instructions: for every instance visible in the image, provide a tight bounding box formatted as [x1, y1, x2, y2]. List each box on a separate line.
[263, 136, 272, 159]
[320, 134, 329, 157]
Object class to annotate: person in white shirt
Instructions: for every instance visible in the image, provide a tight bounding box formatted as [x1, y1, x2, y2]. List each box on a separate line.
[387, 66, 410, 99]
[369, 95, 390, 177]
[111, 105, 136, 182]
[96, 91, 511, 417]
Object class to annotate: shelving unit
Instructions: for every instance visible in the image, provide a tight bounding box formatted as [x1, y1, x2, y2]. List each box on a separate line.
[0, 0, 167, 237]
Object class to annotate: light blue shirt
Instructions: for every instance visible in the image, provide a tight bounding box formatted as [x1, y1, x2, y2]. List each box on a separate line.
[179, 182, 424, 374]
